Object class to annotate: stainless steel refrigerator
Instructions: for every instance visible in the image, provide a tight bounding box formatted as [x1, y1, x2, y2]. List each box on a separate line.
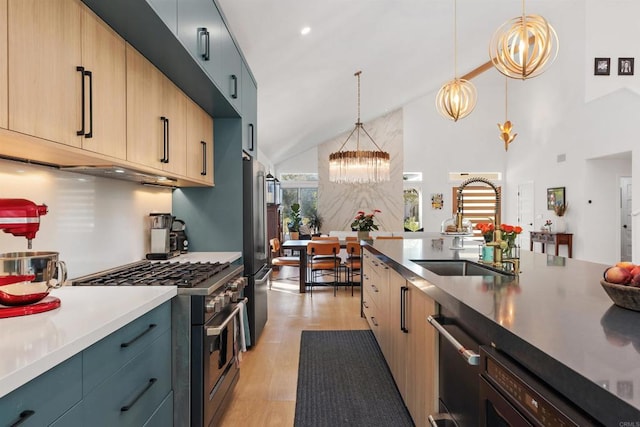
[242, 152, 270, 346]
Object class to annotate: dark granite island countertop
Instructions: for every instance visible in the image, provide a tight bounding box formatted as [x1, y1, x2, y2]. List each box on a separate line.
[365, 237, 640, 425]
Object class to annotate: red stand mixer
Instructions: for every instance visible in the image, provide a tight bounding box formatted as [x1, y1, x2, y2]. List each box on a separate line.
[0, 198, 49, 249]
[0, 198, 63, 318]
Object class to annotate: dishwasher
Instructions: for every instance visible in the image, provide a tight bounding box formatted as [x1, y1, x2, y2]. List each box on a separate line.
[427, 309, 481, 427]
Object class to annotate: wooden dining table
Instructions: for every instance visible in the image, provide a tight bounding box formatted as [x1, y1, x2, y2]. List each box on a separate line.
[281, 239, 349, 293]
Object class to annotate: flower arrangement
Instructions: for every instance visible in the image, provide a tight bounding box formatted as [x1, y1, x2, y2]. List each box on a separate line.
[475, 222, 522, 252]
[475, 222, 495, 243]
[500, 224, 523, 251]
[351, 209, 381, 232]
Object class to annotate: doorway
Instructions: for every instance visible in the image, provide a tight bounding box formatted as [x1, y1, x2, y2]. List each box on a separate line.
[517, 182, 535, 251]
[621, 176, 632, 261]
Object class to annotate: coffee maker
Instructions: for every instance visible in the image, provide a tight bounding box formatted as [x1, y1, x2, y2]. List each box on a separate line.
[146, 213, 180, 260]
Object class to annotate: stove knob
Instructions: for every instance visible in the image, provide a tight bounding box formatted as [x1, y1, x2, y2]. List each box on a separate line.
[205, 299, 217, 313]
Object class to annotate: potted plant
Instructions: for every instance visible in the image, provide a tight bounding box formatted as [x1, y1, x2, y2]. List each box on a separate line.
[288, 203, 302, 239]
[351, 209, 380, 240]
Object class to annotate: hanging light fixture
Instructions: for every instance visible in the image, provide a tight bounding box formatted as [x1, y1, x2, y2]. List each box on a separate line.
[497, 77, 517, 151]
[436, 0, 477, 122]
[265, 172, 281, 204]
[329, 71, 390, 184]
[489, 0, 559, 80]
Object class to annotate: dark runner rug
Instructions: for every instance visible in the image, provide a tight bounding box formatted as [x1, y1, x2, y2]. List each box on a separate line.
[294, 330, 414, 427]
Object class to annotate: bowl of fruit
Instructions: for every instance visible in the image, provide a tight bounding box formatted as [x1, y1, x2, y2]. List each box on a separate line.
[601, 262, 640, 311]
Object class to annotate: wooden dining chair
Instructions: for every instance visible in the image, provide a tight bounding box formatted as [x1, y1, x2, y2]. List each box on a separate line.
[269, 238, 300, 284]
[345, 242, 362, 296]
[306, 241, 341, 296]
[345, 236, 358, 242]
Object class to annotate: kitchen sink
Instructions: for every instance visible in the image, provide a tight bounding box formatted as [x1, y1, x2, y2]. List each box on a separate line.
[410, 260, 514, 277]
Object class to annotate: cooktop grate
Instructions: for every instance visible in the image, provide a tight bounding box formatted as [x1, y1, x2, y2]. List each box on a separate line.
[73, 261, 231, 288]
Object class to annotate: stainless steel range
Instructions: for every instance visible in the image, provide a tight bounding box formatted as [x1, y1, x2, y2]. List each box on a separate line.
[72, 259, 247, 427]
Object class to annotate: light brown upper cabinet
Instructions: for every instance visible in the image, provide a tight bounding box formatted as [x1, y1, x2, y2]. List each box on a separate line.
[0, 0, 7, 129]
[185, 98, 214, 185]
[8, 0, 126, 158]
[126, 44, 187, 177]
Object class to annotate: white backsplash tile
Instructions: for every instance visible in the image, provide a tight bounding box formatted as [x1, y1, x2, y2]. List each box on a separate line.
[0, 159, 172, 277]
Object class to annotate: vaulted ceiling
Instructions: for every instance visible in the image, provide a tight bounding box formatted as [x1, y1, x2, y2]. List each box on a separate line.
[217, 0, 572, 165]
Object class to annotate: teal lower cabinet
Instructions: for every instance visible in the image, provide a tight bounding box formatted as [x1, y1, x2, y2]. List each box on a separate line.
[0, 355, 82, 427]
[80, 330, 172, 427]
[143, 390, 174, 427]
[2, 302, 173, 427]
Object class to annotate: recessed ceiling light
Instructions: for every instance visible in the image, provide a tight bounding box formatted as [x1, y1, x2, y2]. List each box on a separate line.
[300, 26, 311, 36]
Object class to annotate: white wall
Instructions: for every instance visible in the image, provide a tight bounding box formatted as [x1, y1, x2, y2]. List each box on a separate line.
[274, 1, 640, 263]
[0, 159, 172, 277]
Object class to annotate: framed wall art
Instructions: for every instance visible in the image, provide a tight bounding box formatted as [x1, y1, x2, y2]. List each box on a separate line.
[594, 57, 610, 75]
[618, 57, 634, 76]
[547, 187, 565, 210]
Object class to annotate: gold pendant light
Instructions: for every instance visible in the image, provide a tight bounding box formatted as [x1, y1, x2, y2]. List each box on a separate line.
[436, 0, 477, 122]
[329, 71, 390, 184]
[490, 0, 559, 79]
[497, 77, 517, 151]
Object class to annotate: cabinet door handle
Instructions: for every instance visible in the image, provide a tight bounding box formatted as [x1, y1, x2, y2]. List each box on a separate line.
[370, 284, 378, 293]
[165, 117, 170, 163]
[84, 70, 93, 138]
[198, 27, 210, 61]
[9, 410, 35, 427]
[400, 286, 409, 333]
[371, 316, 378, 327]
[201, 141, 207, 176]
[160, 117, 168, 163]
[120, 378, 157, 412]
[76, 66, 85, 136]
[231, 74, 238, 99]
[121, 323, 157, 348]
[248, 123, 254, 151]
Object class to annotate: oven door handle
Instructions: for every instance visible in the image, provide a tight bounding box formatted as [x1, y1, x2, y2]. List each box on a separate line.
[206, 297, 248, 336]
[427, 315, 479, 366]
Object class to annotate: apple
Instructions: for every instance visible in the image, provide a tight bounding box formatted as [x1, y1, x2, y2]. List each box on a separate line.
[630, 274, 640, 288]
[616, 261, 636, 272]
[630, 266, 640, 279]
[604, 266, 632, 285]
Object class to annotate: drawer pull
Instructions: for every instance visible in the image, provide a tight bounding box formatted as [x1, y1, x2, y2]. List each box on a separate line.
[370, 284, 378, 293]
[120, 378, 157, 412]
[363, 301, 369, 309]
[371, 316, 378, 327]
[120, 323, 157, 348]
[10, 410, 34, 427]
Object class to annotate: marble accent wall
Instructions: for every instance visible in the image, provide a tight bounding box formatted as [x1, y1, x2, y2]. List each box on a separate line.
[318, 109, 404, 233]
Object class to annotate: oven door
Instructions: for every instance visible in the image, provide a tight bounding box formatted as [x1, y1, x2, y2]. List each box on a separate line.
[479, 375, 533, 426]
[193, 304, 241, 427]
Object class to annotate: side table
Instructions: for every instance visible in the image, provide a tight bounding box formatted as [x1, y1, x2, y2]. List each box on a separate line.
[529, 232, 573, 258]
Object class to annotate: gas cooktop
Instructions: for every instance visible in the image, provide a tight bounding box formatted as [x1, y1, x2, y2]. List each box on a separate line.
[71, 260, 243, 295]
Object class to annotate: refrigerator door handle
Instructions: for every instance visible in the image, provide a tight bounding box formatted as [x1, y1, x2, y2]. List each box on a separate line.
[255, 268, 272, 285]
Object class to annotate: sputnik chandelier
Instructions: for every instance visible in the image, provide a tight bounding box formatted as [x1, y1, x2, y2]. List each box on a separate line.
[489, 0, 559, 79]
[436, 0, 477, 122]
[329, 71, 390, 184]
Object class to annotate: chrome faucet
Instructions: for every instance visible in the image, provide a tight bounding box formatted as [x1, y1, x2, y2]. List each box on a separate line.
[456, 177, 511, 271]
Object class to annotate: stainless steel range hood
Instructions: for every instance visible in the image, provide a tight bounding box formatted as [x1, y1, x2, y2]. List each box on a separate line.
[61, 165, 178, 188]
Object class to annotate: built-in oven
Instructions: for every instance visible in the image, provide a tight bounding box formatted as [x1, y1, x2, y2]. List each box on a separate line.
[192, 299, 245, 427]
[479, 346, 600, 426]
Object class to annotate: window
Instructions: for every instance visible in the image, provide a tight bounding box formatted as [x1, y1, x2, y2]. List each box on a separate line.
[280, 173, 319, 235]
[403, 173, 423, 232]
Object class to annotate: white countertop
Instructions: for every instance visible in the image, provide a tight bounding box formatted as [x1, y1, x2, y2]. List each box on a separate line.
[166, 251, 242, 264]
[0, 286, 176, 398]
